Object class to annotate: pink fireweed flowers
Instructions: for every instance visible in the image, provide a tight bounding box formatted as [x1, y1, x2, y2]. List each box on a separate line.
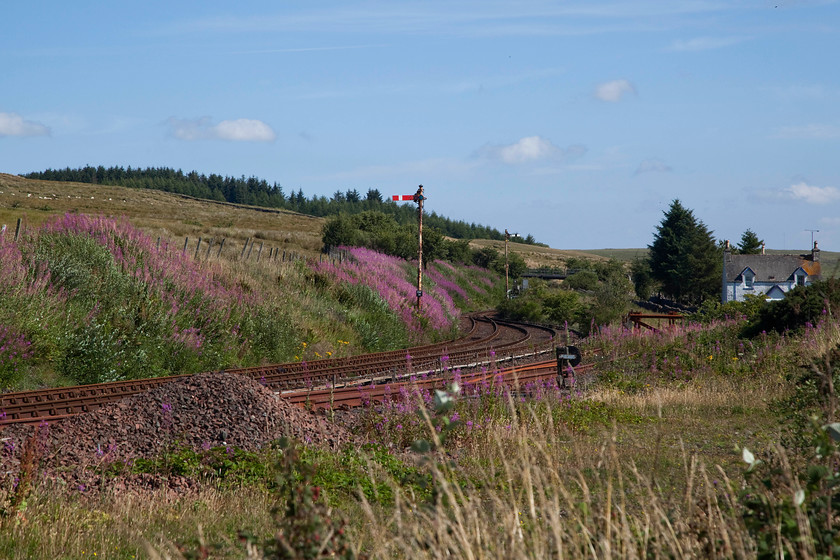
[40, 213, 257, 313]
[0, 325, 34, 382]
[311, 246, 457, 335]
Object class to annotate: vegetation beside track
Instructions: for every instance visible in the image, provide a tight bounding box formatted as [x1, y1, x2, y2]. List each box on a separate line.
[0, 212, 501, 390]
[4, 305, 840, 558]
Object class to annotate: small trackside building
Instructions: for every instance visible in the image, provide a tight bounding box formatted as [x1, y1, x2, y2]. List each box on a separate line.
[722, 241, 821, 303]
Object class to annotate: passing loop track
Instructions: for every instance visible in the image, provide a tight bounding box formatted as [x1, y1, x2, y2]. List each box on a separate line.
[0, 315, 560, 426]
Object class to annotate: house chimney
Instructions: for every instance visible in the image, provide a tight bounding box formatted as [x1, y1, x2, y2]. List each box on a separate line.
[813, 241, 820, 262]
[761, 242, 765, 255]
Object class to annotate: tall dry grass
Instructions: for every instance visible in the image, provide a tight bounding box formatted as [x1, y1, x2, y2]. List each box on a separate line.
[353, 400, 757, 559]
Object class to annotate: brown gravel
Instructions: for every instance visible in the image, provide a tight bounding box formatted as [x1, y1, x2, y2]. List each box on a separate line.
[0, 372, 356, 492]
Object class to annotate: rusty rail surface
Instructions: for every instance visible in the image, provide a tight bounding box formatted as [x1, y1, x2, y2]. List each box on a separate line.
[282, 359, 594, 410]
[0, 315, 559, 426]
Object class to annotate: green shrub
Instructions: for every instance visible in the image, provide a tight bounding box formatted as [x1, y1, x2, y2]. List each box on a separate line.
[740, 345, 840, 558]
[743, 279, 840, 337]
[497, 297, 543, 323]
[564, 270, 598, 291]
[542, 290, 581, 325]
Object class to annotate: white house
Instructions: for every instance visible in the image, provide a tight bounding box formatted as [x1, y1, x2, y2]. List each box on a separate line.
[722, 241, 821, 303]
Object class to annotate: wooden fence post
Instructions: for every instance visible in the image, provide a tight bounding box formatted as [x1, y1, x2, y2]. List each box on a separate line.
[205, 238, 213, 260]
[194, 237, 202, 260]
[183, 237, 189, 254]
[217, 238, 226, 259]
[240, 238, 250, 259]
[14, 218, 23, 242]
[256, 242, 264, 262]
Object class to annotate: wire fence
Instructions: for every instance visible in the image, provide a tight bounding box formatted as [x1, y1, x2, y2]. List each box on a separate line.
[0, 215, 350, 268]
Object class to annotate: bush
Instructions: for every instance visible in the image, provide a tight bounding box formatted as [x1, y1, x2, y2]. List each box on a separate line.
[740, 344, 840, 558]
[542, 290, 581, 326]
[742, 279, 840, 337]
[564, 270, 598, 291]
[496, 297, 543, 323]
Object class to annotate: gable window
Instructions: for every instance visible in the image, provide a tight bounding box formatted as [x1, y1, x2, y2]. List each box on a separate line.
[743, 270, 755, 289]
[795, 273, 806, 286]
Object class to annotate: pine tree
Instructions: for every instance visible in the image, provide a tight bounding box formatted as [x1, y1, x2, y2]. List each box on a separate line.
[737, 229, 764, 254]
[648, 199, 721, 305]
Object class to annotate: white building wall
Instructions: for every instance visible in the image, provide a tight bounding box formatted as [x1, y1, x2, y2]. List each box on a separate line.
[725, 280, 810, 302]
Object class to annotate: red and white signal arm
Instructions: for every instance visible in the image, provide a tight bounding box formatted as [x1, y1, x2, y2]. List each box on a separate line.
[392, 194, 416, 201]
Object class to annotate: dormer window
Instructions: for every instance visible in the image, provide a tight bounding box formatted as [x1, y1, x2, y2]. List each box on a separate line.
[795, 272, 806, 286]
[743, 269, 755, 289]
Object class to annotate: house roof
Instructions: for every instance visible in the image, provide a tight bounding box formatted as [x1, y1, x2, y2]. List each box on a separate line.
[724, 253, 821, 283]
[766, 285, 786, 299]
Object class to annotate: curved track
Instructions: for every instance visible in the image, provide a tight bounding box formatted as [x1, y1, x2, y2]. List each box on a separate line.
[283, 359, 594, 410]
[0, 315, 560, 426]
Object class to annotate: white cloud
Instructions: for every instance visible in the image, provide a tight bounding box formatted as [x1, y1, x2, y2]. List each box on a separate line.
[594, 79, 636, 102]
[784, 182, 840, 205]
[635, 159, 672, 175]
[167, 116, 276, 142]
[772, 123, 840, 139]
[0, 112, 50, 137]
[480, 136, 586, 165]
[668, 36, 745, 52]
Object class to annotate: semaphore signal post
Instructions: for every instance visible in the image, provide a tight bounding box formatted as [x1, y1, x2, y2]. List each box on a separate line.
[392, 185, 425, 310]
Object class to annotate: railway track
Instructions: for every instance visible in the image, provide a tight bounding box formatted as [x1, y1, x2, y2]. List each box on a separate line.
[283, 359, 594, 410]
[0, 315, 560, 426]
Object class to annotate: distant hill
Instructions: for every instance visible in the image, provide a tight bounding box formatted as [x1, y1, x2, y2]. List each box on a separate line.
[22, 166, 544, 246]
[583, 246, 839, 278]
[8, 173, 833, 275]
[0, 173, 613, 268]
[0, 173, 325, 256]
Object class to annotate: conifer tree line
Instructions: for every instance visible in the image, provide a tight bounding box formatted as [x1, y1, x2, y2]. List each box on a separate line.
[23, 165, 543, 246]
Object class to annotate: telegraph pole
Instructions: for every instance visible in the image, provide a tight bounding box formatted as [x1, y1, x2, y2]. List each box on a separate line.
[505, 229, 510, 297]
[504, 229, 518, 298]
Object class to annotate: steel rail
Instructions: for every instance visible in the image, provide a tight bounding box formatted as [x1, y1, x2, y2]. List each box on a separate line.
[282, 359, 593, 410]
[0, 316, 557, 426]
[0, 315, 487, 406]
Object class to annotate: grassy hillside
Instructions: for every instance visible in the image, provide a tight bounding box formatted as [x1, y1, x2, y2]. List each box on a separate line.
[467, 238, 611, 268]
[1, 174, 617, 268]
[0, 174, 502, 390]
[0, 173, 325, 258]
[4, 173, 837, 274]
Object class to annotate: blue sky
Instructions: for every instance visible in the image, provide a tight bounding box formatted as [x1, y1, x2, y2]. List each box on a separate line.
[2, 1, 839, 251]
